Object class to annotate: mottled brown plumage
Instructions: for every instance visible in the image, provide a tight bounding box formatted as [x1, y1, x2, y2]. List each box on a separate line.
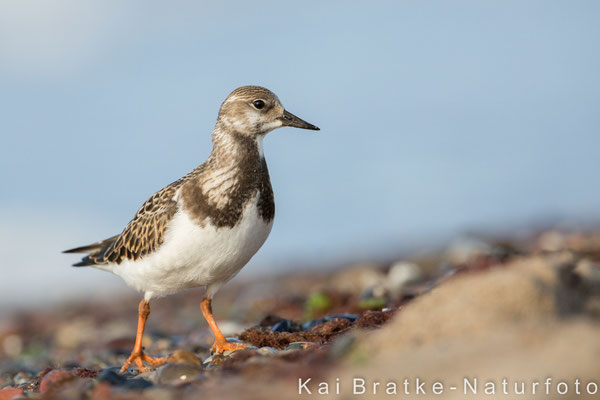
[64, 86, 306, 266]
[68, 143, 274, 266]
[65, 172, 193, 265]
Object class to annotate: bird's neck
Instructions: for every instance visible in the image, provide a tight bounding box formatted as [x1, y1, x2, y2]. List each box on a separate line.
[209, 125, 264, 169]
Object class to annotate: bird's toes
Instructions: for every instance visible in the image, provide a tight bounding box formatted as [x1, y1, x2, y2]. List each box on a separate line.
[211, 340, 247, 354]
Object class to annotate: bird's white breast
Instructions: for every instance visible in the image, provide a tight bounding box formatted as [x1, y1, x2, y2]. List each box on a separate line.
[111, 192, 273, 299]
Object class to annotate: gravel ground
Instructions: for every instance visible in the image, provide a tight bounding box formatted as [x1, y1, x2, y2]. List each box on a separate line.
[1, 228, 599, 399]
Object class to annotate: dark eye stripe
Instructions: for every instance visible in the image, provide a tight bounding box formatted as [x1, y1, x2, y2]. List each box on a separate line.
[252, 99, 265, 109]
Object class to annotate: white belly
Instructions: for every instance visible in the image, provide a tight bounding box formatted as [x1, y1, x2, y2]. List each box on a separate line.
[110, 195, 273, 299]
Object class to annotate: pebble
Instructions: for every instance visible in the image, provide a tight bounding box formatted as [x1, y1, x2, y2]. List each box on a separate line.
[97, 367, 153, 389]
[154, 363, 204, 385]
[445, 236, 492, 264]
[271, 320, 295, 332]
[17, 381, 36, 392]
[12, 371, 33, 386]
[39, 370, 74, 393]
[284, 342, 316, 351]
[330, 265, 386, 294]
[124, 378, 154, 390]
[202, 354, 225, 367]
[166, 350, 203, 366]
[97, 368, 128, 385]
[135, 371, 155, 381]
[0, 387, 24, 400]
[256, 346, 278, 356]
[386, 261, 423, 294]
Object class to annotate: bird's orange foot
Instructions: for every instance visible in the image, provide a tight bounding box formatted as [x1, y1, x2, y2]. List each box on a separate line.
[211, 340, 247, 354]
[120, 351, 166, 373]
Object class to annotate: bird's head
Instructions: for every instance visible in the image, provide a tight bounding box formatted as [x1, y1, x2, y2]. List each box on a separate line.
[216, 86, 319, 138]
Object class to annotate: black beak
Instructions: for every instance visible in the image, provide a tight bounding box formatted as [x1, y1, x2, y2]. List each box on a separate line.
[279, 110, 320, 131]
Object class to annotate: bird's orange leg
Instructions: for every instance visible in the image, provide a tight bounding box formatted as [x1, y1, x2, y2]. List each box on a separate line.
[120, 299, 166, 373]
[201, 297, 246, 354]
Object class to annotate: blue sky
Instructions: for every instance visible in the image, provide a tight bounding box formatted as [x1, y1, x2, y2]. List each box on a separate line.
[1, 1, 599, 308]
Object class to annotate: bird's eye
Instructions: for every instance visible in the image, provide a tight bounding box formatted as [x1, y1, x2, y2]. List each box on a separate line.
[252, 99, 265, 109]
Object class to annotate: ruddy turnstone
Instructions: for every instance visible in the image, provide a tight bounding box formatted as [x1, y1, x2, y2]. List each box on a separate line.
[64, 86, 319, 372]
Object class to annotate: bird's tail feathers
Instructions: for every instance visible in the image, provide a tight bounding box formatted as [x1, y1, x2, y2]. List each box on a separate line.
[63, 235, 118, 267]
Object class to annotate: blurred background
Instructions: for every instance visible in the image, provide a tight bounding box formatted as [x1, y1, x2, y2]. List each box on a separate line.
[1, 0, 599, 312]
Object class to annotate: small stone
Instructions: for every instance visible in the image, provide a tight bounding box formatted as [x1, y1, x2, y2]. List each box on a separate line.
[271, 320, 302, 333]
[204, 354, 226, 367]
[12, 371, 33, 386]
[445, 236, 492, 265]
[154, 364, 203, 385]
[135, 371, 154, 382]
[329, 265, 386, 294]
[123, 378, 153, 389]
[386, 261, 423, 294]
[0, 387, 24, 400]
[97, 368, 127, 386]
[17, 381, 36, 392]
[272, 320, 292, 332]
[39, 370, 74, 393]
[284, 342, 316, 351]
[98, 368, 152, 389]
[225, 348, 260, 364]
[166, 350, 203, 366]
[257, 346, 278, 356]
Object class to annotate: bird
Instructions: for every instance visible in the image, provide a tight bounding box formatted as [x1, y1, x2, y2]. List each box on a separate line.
[64, 86, 319, 372]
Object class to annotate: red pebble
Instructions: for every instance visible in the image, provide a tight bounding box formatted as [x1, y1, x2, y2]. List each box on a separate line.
[40, 370, 74, 393]
[0, 387, 24, 400]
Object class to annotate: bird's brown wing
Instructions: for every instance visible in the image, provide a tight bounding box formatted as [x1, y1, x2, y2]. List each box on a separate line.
[64, 178, 188, 267]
